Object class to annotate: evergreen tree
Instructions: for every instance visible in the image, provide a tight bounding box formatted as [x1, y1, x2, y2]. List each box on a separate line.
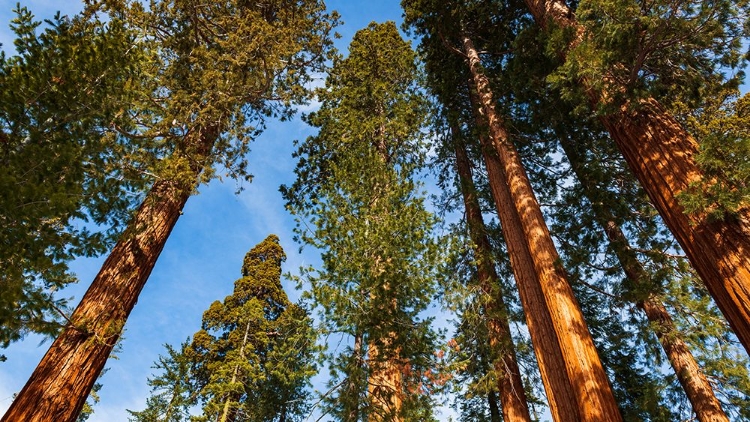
[522, 0, 750, 352]
[282, 21, 441, 421]
[127, 341, 194, 422]
[2, 2, 338, 421]
[503, 10, 750, 418]
[190, 235, 316, 422]
[448, 125, 532, 421]
[404, 1, 622, 419]
[129, 235, 317, 422]
[0, 4, 150, 353]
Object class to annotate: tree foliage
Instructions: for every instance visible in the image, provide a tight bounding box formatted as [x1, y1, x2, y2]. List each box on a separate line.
[282, 21, 442, 421]
[130, 235, 317, 422]
[0, 4, 150, 351]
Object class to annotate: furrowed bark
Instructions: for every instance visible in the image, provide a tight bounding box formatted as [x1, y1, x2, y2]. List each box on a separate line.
[2, 126, 218, 422]
[523, 0, 750, 353]
[461, 32, 622, 421]
[559, 133, 729, 422]
[453, 134, 532, 422]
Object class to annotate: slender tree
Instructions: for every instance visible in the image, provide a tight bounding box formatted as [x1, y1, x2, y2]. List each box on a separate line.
[451, 128, 532, 421]
[1, 2, 337, 421]
[487, 8, 750, 417]
[556, 125, 730, 422]
[283, 21, 441, 421]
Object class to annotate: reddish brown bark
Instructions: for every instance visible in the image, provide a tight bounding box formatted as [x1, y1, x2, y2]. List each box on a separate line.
[461, 33, 622, 421]
[365, 133, 404, 422]
[559, 134, 729, 422]
[1, 127, 218, 422]
[640, 300, 729, 422]
[523, 0, 750, 353]
[367, 338, 404, 422]
[453, 135, 532, 422]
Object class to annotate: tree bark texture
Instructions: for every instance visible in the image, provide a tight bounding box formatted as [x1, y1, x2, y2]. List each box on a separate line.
[1, 126, 218, 422]
[559, 134, 730, 422]
[364, 121, 404, 422]
[367, 338, 404, 422]
[523, 0, 750, 353]
[453, 136, 532, 422]
[461, 33, 622, 422]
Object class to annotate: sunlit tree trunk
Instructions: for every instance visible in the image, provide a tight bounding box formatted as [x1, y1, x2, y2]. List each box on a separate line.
[523, 0, 750, 353]
[559, 134, 730, 422]
[461, 32, 622, 422]
[367, 337, 404, 422]
[1, 126, 218, 422]
[453, 134, 532, 422]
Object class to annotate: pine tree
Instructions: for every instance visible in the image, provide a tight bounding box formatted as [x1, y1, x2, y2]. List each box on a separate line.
[434, 123, 531, 420]
[127, 341, 194, 422]
[499, 4, 750, 417]
[282, 21, 441, 421]
[556, 123, 730, 422]
[404, 1, 622, 419]
[1, 2, 338, 421]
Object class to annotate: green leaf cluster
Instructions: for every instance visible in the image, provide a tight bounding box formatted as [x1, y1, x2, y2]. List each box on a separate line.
[678, 90, 750, 220]
[547, 0, 749, 110]
[0, 0, 340, 353]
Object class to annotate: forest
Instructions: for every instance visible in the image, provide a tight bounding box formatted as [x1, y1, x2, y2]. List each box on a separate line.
[0, 0, 749, 421]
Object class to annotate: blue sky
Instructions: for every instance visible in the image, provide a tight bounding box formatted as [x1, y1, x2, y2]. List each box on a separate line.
[0, 1, 463, 421]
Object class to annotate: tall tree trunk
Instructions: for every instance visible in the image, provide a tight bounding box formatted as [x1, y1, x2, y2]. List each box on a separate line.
[367, 336, 403, 422]
[345, 332, 364, 422]
[461, 33, 622, 421]
[558, 134, 730, 422]
[219, 319, 252, 422]
[364, 120, 404, 422]
[523, 0, 750, 353]
[1, 126, 218, 422]
[487, 391, 502, 422]
[453, 134, 532, 422]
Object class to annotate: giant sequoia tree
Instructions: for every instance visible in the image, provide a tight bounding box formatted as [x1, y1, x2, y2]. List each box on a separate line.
[129, 235, 316, 422]
[283, 21, 441, 421]
[190, 235, 317, 422]
[523, 0, 750, 352]
[2, 2, 337, 421]
[404, 1, 623, 420]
